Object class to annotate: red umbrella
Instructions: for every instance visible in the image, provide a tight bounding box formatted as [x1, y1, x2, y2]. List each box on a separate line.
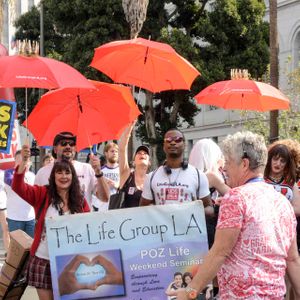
[90, 37, 200, 93]
[0, 55, 94, 89]
[24, 81, 141, 151]
[195, 79, 290, 112]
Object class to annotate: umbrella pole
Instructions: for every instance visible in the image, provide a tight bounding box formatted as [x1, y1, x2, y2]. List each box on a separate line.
[25, 87, 29, 145]
[77, 94, 93, 154]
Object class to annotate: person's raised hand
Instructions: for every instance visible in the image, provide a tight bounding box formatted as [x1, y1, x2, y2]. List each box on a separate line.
[16, 145, 31, 174]
[90, 153, 101, 174]
[92, 255, 123, 287]
[58, 255, 97, 296]
[21, 144, 31, 163]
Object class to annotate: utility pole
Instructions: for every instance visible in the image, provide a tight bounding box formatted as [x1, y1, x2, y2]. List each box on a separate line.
[39, 0, 45, 168]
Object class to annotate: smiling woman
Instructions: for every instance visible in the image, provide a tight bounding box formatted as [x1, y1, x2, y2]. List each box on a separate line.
[11, 145, 90, 300]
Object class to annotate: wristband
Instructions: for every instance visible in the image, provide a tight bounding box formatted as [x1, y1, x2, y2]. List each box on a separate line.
[95, 172, 104, 178]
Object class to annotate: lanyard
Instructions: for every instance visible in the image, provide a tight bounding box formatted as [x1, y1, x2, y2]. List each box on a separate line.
[244, 177, 264, 184]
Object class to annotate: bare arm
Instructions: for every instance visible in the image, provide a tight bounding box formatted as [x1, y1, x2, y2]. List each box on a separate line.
[206, 171, 230, 196]
[139, 196, 155, 206]
[201, 194, 212, 208]
[176, 227, 240, 299]
[118, 121, 135, 188]
[286, 237, 300, 297]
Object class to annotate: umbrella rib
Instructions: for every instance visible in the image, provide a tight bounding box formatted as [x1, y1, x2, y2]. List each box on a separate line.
[77, 95, 83, 113]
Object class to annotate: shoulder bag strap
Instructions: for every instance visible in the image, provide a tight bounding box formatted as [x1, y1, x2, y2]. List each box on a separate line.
[150, 167, 160, 201]
[119, 171, 134, 191]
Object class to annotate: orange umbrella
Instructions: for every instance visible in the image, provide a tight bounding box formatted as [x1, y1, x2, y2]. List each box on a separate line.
[195, 80, 290, 112]
[24, 81, 141, 151]
[90, 38, 200, 93]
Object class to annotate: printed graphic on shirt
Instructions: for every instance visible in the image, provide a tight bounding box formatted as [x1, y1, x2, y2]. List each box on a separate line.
[265, 177, 293, 201]
[217, 182, 296, 299]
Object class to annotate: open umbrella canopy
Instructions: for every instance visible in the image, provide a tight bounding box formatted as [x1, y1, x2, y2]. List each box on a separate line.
[195, 79, 290, 112]
[0, 55, 94, 89]
[90, 37, 200, 93]
[24, 81, 141, 151]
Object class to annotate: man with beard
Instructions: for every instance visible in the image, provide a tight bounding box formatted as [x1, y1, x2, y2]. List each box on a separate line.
[92, 142, 120, 211]
[35, 132, 109, 209]
[140, 129, 211, 207]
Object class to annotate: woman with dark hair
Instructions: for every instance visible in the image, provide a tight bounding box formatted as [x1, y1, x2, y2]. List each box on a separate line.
[264, 143, 298, 202]
[12, 145, 90, 300]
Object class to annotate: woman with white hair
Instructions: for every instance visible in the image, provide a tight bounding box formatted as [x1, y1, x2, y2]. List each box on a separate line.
[189, 139, 228, 197]
[189, 139, 226, 299]
[189, 139, 223, 174]
[178, 131, 300, 300]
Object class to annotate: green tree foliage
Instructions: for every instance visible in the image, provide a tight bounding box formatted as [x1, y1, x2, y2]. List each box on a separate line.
[242, 66, 300, 144]
[14, 0, 270, 162]
[14, 5, 63, 56]
[194, 0, 269, 88]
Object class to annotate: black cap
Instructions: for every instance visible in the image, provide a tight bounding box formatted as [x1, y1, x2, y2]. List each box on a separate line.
[53, 132, 76, 146]
[135, 145, 150, 156]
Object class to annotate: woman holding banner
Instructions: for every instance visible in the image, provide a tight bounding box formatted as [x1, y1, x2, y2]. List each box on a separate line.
[12, 145, 90, 300]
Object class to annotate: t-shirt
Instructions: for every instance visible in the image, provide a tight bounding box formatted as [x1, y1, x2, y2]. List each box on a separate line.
[35, 160, 96, 208]
[142, 164, 209, 205]
[0, 171, 7, 210]
[35, 205, 70, 259]
[217, 181, 296, 299]
[92, 164, 119, 211]
[5, 169, 35, 221]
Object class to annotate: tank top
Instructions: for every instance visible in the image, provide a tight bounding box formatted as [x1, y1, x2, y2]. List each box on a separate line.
[122, 172, 142, 208]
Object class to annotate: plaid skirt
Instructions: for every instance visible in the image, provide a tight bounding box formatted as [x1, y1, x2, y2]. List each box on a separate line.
[27, 255, 52, 290]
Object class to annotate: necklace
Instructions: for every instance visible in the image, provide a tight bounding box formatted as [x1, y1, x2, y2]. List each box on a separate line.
[269, 175, 283, 183]
[168, 168, 182, 186]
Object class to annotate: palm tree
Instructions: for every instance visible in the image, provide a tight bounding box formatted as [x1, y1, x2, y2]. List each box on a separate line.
[122, 0, 149, 39]
[269, 0, 279, 143]
[121, 0, 160, 167]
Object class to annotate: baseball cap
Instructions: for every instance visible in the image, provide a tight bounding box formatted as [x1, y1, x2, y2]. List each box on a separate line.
[135, 145, 150, 156]
[53, 132, 76, 146]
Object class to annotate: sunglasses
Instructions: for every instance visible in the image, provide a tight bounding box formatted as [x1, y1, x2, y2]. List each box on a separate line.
[59, 140, 76, 147]
[164, 136, 184, 143]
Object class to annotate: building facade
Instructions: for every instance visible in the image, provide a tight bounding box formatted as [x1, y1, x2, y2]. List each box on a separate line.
[1, 0, 39, 54]
[183, 0, 300, 152]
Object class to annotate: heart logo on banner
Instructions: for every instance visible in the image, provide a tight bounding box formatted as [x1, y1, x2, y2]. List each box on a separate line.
[75, 263, 106, 285]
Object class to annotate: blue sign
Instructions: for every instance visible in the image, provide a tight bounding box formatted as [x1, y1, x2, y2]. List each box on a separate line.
[46, 201, 208, 300]
[0, 99, 16, 154]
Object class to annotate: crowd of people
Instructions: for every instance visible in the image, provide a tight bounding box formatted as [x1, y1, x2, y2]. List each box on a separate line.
[0, 123, 300, 300]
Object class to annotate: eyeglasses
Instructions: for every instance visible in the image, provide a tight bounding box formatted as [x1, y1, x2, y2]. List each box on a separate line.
[59, 140, 76, 147]
[164, 136, 184, 143]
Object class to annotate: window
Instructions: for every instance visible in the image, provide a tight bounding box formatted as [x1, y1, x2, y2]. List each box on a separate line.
[293, 31, 300, 69]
